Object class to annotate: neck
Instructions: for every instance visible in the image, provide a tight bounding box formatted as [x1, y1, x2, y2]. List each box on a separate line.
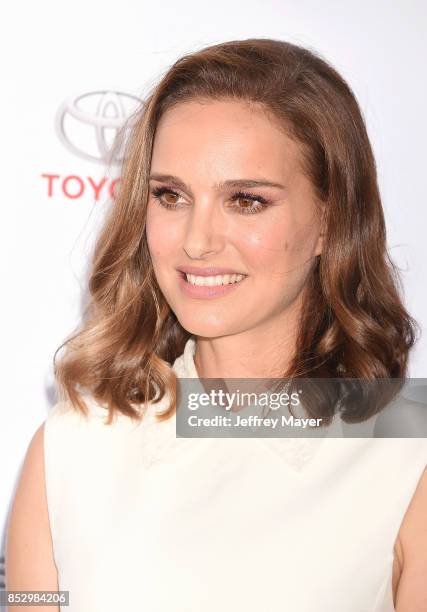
[193, 317, 299, 380]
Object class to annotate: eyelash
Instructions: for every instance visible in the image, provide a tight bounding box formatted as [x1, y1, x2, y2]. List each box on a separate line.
[150, 186, 271, 215]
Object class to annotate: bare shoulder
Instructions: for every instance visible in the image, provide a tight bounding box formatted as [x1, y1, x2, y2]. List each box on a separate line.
[394, 465, 427, 610]
[5, 422, 60, 611]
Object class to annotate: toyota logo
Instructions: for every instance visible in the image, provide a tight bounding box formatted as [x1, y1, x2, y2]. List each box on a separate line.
[55, 90, 142, 165]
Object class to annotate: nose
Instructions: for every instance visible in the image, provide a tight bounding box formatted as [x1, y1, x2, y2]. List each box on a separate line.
[182, 198, 226, 260]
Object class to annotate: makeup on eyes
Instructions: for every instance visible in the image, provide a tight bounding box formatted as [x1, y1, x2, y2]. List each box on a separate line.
[150, 185, 272, 215]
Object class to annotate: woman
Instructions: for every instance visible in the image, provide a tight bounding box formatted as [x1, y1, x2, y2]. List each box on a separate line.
[5, 38, 427, 611]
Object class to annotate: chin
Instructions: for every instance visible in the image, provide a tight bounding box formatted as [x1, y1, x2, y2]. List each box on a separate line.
[175, 314, 232, 338]
[179, 314, 261, 340]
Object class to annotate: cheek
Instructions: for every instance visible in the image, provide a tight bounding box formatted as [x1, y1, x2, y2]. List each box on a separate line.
[239, 215, 317, 279]
[237, 219, 293, 275]
[146, 206, 180, 260]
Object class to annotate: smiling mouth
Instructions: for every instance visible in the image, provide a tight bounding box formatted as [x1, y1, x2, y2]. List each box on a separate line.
[179, 270, 247, 287]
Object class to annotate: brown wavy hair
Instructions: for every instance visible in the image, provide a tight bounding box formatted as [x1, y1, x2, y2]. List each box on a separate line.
[53, 38, 419, 425]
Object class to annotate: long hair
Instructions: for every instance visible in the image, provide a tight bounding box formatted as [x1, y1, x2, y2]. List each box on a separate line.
[53, 38, 419, 425]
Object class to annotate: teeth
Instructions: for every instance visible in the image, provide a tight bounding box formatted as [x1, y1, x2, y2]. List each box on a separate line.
[185, 273, 246, 286]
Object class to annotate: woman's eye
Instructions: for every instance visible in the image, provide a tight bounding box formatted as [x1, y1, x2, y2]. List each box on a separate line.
[150, 187, 182, 209]
[150, 187, 271, 215]
[231, 192, 270, 215]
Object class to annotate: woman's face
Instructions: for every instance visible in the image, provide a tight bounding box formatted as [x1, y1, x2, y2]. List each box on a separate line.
[146, 99, 324, 339]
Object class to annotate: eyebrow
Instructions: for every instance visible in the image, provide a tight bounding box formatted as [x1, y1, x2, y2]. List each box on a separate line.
[149, 173, 286, 193]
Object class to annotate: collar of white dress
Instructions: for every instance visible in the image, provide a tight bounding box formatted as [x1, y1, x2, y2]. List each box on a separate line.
[172, 335, 198, 378]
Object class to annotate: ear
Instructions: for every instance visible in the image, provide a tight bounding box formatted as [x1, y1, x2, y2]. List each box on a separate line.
[314, 234, 323, 257]
[314, 202, 326, 257]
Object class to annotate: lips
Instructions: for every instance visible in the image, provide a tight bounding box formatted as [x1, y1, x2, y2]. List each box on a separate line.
[177, 268, 247, 298]
[177, 266, 247, 277]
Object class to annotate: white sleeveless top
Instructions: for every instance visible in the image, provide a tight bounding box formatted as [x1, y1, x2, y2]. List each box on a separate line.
[44, 336, 427, 612]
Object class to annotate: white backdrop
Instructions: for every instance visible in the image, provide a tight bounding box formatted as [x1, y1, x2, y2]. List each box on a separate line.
[1, 0, 426, 588]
